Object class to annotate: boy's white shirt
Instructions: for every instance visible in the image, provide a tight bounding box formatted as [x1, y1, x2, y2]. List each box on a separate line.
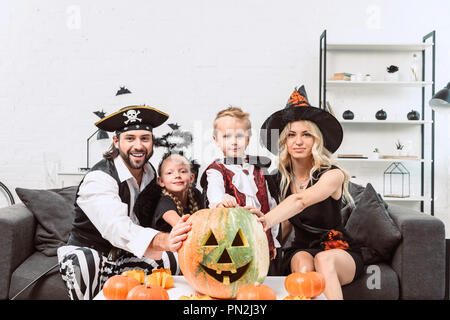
[206, 158, 280, 248]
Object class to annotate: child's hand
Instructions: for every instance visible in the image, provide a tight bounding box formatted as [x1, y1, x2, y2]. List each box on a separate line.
[217, 194, 237, 208]
[168, 214, 192, 252]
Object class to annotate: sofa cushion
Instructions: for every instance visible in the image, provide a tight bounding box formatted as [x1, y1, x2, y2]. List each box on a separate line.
[9, 251, 68, 300]
[15, 186, 78, 257]
[345, 183, 402, 264]
[342, 263, 399, 300]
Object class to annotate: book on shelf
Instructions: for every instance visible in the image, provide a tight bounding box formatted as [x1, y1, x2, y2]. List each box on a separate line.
[332, 72, 352, 81]
[381, 155, 419, 160]
[337, 154, 368, 159]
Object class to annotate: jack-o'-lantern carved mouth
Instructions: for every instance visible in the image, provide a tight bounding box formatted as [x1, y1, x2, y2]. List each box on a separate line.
[200, 228, 251, 284]
[200, 261, 251, 285]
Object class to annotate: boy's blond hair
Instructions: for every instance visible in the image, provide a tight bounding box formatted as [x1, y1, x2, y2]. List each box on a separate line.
[213, 106, 251, 135]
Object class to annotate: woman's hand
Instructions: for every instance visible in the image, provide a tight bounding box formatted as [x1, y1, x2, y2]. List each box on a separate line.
[217, 194, 237, 208]
[244, 206, 269, 232]
[168, 214, 192, 252]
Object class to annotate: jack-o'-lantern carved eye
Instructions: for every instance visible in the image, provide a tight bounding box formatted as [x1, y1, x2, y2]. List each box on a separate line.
[231, 229, 247, 247]
[203, 231, 218, 246]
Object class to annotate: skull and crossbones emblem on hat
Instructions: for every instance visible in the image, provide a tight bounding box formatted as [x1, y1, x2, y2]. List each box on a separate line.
[123, 109, 142, 125]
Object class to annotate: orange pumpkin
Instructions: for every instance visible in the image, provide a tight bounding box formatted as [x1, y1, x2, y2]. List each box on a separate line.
[179, 208, 270, 299]
[179, 293, 213, 300]
[121, 269, 146, 284]
[283, 296, 311, 300]
[147, 268, 174, 289]
[102, 274, 140, 300]
[284, 269, 325, 298]
[236, 282, 276, 300]
[126, 284, 169, 300]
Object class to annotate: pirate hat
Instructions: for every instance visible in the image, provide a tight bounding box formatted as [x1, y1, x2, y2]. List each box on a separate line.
[95, 87, 169, 134]
[260, 85, 343, 154]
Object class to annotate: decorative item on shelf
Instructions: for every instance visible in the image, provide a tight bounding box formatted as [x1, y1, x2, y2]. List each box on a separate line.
[342, 109, 354, 120]
[383, 162, 410, 199]
[410, 53, 419, 81]
[370, 148, 380, 159]
[407, 110, 420, 120]
[332, 72, 352, 81]
[364, 74, 372, 81]
[395, 140, 407, 156]
[385, 65, 399, 81]
[325, 101, 335, 116]
[337, 154, 367, 159]
[79, 110, 109, 172]
[375, 109, 387, 120]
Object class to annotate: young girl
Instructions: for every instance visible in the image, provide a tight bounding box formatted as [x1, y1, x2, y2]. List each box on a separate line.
[152, 152, 203, 233]
[134, 151, 203, 233]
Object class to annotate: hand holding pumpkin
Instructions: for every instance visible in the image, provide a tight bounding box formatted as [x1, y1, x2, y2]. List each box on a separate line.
[244, 206, 269, 232]
[217, 194, 237, 208]
[168, 214, 192, 252]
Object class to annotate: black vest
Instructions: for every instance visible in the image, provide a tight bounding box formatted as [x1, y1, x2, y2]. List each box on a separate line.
[67, 158, 155, 254]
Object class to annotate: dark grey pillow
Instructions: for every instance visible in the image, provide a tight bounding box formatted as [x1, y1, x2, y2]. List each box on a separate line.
[345, 183, 402, 264]
[15, 186, 78, 256]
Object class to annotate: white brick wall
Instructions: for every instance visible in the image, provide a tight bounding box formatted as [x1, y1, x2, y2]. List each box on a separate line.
[1, 0, 449, 233]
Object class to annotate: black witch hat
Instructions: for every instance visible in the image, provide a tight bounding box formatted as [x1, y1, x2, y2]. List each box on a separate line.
[260, 85, 343, 154]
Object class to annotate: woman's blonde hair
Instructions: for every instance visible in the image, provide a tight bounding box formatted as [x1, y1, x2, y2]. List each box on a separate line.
[278, 120, 354, 207]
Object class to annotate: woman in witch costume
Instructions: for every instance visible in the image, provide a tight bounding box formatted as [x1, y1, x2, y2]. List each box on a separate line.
[249, 85, 364, 300]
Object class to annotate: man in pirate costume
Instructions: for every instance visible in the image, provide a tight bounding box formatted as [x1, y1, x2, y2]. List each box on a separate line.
[57, 88, 191, 300]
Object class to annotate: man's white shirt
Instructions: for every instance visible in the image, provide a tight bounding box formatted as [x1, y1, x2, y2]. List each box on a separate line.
[75, 156, 158, 258]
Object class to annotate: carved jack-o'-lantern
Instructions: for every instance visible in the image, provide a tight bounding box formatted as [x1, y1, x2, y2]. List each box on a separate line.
[179, 208, 270, 299]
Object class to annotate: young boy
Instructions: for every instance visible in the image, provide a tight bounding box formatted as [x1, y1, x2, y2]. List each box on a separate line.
[200, 107, 280, 263]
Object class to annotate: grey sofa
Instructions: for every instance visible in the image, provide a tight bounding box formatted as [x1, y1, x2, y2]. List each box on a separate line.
[0, 197, 447, 300]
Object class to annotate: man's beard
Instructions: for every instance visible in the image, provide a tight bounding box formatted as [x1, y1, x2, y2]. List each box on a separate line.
[119, 148, 153, 170]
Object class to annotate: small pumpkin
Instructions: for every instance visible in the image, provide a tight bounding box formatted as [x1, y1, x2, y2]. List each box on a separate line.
[126, 284, 169, 300]
[102, 274, 140, 300]
[375, 109, 387, 120]
[179, 208, 270, 299]
[147, 268, 174, 289]
[284, 269, 325, 298]
[407, 110, 420, 120]
[236, 282, 276, 300]
[179, 293, 213, 300]
[121, 269, 146, 284]
[342, 110, 354, 120]
[283, 295, 311, 300]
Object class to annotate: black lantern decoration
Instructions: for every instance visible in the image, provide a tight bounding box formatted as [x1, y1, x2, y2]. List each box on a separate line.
[79, 110, 109, 172]
[383, 162, 410, 198]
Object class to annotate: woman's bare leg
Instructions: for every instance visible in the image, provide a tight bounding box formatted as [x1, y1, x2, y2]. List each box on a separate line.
[290, 251, 315, 273]
[313, 249, 356, 300]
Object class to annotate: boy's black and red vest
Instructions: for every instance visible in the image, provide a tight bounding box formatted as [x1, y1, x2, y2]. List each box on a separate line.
[67, 158, 157, 255]
[200, 157, 276, 258]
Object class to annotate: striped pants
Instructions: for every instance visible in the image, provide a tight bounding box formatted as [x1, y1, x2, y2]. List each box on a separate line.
[57, 245, 179, 300]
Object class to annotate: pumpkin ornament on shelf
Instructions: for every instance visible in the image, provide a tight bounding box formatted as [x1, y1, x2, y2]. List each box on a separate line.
[102, 274, 140, 300]
[236, 282, 276, 300]
[178, 208, 270, 299]
[284, 267, 326, 299]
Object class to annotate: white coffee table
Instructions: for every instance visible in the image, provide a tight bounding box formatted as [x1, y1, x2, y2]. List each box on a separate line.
[94, 276, 326, 300]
